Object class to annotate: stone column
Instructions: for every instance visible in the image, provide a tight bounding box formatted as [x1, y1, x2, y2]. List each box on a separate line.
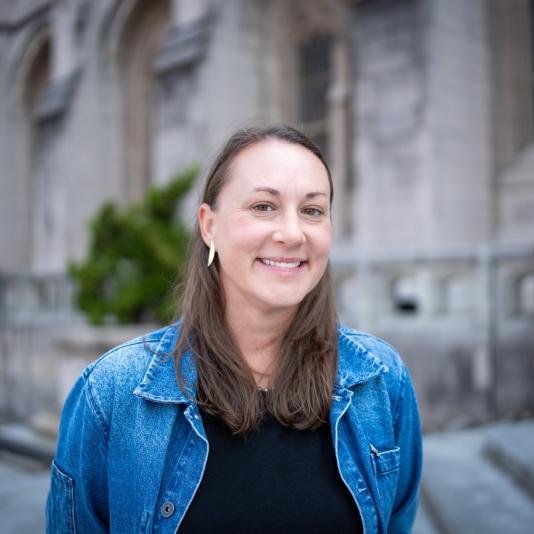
[31, 1, 79, 273]
[328, 36, 351, 239]
[172, 0, 209, 26]
[52, 0, 76, 78]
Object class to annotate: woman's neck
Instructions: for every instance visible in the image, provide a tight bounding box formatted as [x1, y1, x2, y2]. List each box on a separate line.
[225, 305, 295, 389]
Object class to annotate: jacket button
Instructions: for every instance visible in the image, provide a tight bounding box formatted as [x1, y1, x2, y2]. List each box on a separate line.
[160, 501, 175, 518]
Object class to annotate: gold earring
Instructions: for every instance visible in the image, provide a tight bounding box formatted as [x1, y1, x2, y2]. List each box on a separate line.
[207, 240, 215, 267]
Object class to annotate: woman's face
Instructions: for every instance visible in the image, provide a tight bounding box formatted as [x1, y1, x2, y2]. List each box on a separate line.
[199, 139, 332, 317]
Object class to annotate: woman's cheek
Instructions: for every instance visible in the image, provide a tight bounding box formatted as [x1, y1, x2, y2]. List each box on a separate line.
[316, 225, 332, 256]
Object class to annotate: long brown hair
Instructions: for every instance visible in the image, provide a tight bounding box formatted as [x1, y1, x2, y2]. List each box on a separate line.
[173, 125, 338, 434]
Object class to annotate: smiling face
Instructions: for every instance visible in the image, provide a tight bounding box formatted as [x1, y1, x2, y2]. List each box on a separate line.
[198, 139, 332, 318]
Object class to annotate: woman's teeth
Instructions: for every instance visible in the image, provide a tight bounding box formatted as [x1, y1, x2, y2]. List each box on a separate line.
[261, 259, 301, 268]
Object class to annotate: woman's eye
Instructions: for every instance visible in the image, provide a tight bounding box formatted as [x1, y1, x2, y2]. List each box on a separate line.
[302, 207, 324, 217]
[252, 203, 274, 213]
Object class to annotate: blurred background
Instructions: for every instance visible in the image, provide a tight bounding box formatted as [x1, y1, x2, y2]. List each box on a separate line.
[0, 0, 533, 532]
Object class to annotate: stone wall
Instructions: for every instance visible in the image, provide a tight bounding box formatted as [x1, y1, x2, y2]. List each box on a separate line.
[351, 0, 428, 249]
[424, 0, 493, 244]
[0, 0, 533, 429]
[334, 243, 534, 431]
[0, 0, 292, 271]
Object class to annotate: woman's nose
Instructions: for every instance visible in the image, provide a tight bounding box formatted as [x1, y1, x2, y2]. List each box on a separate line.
[272, 212, 306, 246]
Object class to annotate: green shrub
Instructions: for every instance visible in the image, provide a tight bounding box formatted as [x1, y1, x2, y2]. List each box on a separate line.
[69, 166, 197, 325]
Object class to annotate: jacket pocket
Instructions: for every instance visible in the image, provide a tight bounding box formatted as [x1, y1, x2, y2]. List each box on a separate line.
[370, 445, 401, 518]
[46, 461, 76, 534]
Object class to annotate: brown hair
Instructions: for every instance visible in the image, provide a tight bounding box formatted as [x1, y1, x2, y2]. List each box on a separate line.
[173, 125, 338, 435]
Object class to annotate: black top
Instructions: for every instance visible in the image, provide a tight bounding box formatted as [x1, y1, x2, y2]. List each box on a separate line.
[178, 398, 363, 534]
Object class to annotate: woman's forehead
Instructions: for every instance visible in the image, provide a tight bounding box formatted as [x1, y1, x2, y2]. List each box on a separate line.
[224, 140, 331, 196]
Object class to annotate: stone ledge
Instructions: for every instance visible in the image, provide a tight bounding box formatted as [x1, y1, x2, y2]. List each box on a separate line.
[0, 423, 56, 465]
[153, 12, 215, 76]
[55, 322, 161, 356]
[34, 70, 81, 123]
[421, 421, 534, 534]
[484, 420, 534, 499]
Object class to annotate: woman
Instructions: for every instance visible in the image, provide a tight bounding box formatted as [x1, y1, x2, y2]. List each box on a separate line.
[46, 125, 422, 533]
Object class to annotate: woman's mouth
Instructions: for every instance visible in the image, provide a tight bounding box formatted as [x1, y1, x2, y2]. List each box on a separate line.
[258, 258, 306, 271]
[261, 258, 301, 268]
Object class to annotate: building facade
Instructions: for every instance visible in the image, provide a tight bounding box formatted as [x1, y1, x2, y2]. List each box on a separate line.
[0, 0, 533, 429]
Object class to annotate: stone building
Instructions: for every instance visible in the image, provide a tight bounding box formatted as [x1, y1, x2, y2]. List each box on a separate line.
[0, 0, 533, 429]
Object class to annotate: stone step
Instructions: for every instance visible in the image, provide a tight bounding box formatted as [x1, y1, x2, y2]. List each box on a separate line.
[422, 427, 534, 534]
[484, 420, 534, 499]
[0, 456, 49, 534]
[412, 500, 441, 534]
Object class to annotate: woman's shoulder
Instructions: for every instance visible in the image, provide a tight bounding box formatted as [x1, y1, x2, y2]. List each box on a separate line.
[57, 324, 181, 446]
[75, 324, 179, 411]
[337, 324, 417, 425]
[338, 324, 404, 371]
[84, 324, 175, 380]
[336, 323, 409, 394]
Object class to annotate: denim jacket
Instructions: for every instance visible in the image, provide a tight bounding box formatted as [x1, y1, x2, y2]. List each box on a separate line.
[46, 323, 422, 534]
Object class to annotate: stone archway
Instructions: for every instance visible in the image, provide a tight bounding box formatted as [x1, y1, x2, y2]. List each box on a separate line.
[4, 25, 52, 271]
[111, 0, 171, 202]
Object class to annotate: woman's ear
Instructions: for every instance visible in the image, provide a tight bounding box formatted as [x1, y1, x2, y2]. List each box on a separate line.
[198, 203, 215, 246]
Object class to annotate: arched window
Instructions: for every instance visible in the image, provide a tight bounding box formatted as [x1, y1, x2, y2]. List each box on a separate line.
[275, 0, 352, 237]
[116, 0, 171, 201]
[24, 40, 51, 115]
[298, 34, 333, 159]
[490, 0, 534, 167]
[22, 30, 52, 271]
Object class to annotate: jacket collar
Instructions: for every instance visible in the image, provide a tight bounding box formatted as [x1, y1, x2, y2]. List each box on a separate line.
[134, 323, 387, 404]
[133, 324, 193, 404]
[335, 325, 388, 389]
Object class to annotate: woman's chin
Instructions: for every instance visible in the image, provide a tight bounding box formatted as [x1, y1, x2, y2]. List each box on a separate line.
[256, 294, 305, 315]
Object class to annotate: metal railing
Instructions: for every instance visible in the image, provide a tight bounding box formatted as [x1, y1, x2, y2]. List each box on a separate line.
[0, 273, 79, 421]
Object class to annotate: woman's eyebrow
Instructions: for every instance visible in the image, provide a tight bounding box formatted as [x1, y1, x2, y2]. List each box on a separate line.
[305, 191, 328, 199]
[252, 187, 328, 199]
[252, 186, 279, 195]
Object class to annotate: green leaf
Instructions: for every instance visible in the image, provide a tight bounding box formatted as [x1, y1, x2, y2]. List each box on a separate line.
[69, 166, 197, 325]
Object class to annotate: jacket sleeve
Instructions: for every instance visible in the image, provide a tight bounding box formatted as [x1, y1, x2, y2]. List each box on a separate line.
[388, 365, 423, 534]
[46, 371, 109, 533]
